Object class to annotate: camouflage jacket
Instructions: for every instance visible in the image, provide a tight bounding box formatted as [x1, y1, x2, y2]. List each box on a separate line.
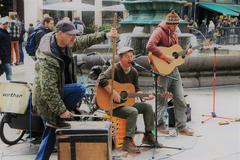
[32, 31, 106, 125]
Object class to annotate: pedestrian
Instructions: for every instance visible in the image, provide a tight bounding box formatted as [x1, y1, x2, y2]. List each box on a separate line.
[8, 14, 21, 65]
[18, 17, 26, 65]
[0, 17, 12, 80]
[26, 16, 54, 60]
[73, 17, 85, 35]
[146, 10, 194, 136]
[199, 19, 208, 38]
[33, 20, 117, 160]
[27, 23, 34, 37]
[34, 16, 54, 53]
[208, 20, 215, 40]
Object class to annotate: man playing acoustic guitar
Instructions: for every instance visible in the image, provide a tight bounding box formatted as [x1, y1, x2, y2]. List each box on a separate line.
[98, 47, 162, 153]
[146, 10, 194, 136]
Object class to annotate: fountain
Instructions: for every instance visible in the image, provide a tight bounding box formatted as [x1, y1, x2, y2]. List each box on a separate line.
[120, 0, 188, 33]
[76, 0, 240, 87]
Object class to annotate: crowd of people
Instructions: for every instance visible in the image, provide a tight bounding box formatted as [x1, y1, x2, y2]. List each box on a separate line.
[0, 13, 86, 81]
[187, 15, 240, 44]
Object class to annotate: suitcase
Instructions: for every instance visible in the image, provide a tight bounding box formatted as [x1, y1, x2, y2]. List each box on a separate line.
[56, 121, 112, 160]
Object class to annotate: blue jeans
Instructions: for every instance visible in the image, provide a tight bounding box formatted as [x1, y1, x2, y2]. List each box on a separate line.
[19, 41, 24, 63]
[35, 83, 86, 160]
[2, 63, 12, 80]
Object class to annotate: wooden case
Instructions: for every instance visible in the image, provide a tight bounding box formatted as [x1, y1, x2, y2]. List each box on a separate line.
[56, 121, 112, 160]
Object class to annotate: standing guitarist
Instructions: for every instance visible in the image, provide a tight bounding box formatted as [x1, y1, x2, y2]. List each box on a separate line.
[98, 47, 161, 153]
[146, 10, 194, 136]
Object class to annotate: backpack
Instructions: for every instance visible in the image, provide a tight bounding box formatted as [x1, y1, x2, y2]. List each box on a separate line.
[25, 29, 41, 56]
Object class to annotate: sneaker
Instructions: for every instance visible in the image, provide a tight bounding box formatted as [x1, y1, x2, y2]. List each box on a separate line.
[52, 147, 58, 153]
[122, 137, 141, 153]
[158, 126, 169, 134]
[178, 127, 194, 136]
[142, 133, 163, 147]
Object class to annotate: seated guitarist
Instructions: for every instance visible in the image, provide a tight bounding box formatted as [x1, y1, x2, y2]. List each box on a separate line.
[98, 47, 161, 153]
[146, 10, 194, 136]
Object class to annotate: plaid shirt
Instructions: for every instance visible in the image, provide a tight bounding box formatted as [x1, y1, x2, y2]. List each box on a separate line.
[8, 20, 20, 41]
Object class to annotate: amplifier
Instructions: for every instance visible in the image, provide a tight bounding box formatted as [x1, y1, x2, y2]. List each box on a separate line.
[56, 121, 112, 160]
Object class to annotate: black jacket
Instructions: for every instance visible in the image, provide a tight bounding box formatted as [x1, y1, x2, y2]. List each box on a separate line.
[0, 28, 11, 63]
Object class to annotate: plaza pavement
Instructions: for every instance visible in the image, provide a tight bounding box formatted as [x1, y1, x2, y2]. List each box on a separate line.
[0, 48, 240, 160]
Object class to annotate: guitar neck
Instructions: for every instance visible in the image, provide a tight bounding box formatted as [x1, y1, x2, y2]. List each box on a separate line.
[179, 45, 199, 56]
[128, 93, 150, 98]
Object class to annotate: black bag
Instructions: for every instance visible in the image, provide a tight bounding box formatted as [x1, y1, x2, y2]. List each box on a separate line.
[0, 64, 4, 76]
[168, 103, 191, 127]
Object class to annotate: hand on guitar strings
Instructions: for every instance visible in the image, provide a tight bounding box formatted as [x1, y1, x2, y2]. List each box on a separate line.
[186, 47, 193, 55]
[112, 90, 121, 103]
[161, 91, 173, 99]
[137, 91, 155, 101]
[161, 54, 175, 64]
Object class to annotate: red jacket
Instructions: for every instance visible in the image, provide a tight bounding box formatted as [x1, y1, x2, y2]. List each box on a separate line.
[146, 22, 178, 57]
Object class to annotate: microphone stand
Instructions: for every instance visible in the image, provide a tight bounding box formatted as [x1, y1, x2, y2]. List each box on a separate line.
[201, 47, 234, 123]
[131, 62, 182, 159]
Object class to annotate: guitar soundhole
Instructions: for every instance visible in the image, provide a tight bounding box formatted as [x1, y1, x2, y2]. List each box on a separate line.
[113, 91, 128, 104]
[120, 91, 128, 101]
[172, 52, 179, 59]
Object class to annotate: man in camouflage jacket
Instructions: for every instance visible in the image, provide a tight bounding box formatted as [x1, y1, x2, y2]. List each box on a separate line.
[34, 20, 116, 160]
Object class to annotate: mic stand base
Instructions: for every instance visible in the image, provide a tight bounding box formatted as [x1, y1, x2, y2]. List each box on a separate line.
[137, 144, 183, 160]
[138, 144, 183, 150]
[201, 112, 234, 123]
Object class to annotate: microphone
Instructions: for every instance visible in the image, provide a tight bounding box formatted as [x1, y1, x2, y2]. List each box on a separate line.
[129, 61, 147, 71]
[129, 61, 136, 66]
[86, 52, 96, 56]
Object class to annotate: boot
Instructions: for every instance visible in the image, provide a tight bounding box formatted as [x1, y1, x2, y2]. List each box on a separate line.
[142, 133, 163, 147]
[158, 125, 169, 134]
[178, 127, 194, 136]
[122, 137, 140, 153]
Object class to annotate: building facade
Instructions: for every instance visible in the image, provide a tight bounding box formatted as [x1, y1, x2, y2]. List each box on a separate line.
[24, 0, 122, 28]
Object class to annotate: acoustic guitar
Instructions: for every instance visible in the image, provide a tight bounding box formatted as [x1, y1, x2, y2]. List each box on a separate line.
[96, 80, 172, 111]
[148, 44, 200, 76]
[96, 80, 154, 111]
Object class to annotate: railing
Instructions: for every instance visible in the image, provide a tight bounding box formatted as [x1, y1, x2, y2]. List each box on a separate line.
[216, 27, 240, 45]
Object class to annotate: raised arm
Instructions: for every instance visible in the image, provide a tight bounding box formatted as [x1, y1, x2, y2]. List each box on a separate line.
[71, 31, 107, 52]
